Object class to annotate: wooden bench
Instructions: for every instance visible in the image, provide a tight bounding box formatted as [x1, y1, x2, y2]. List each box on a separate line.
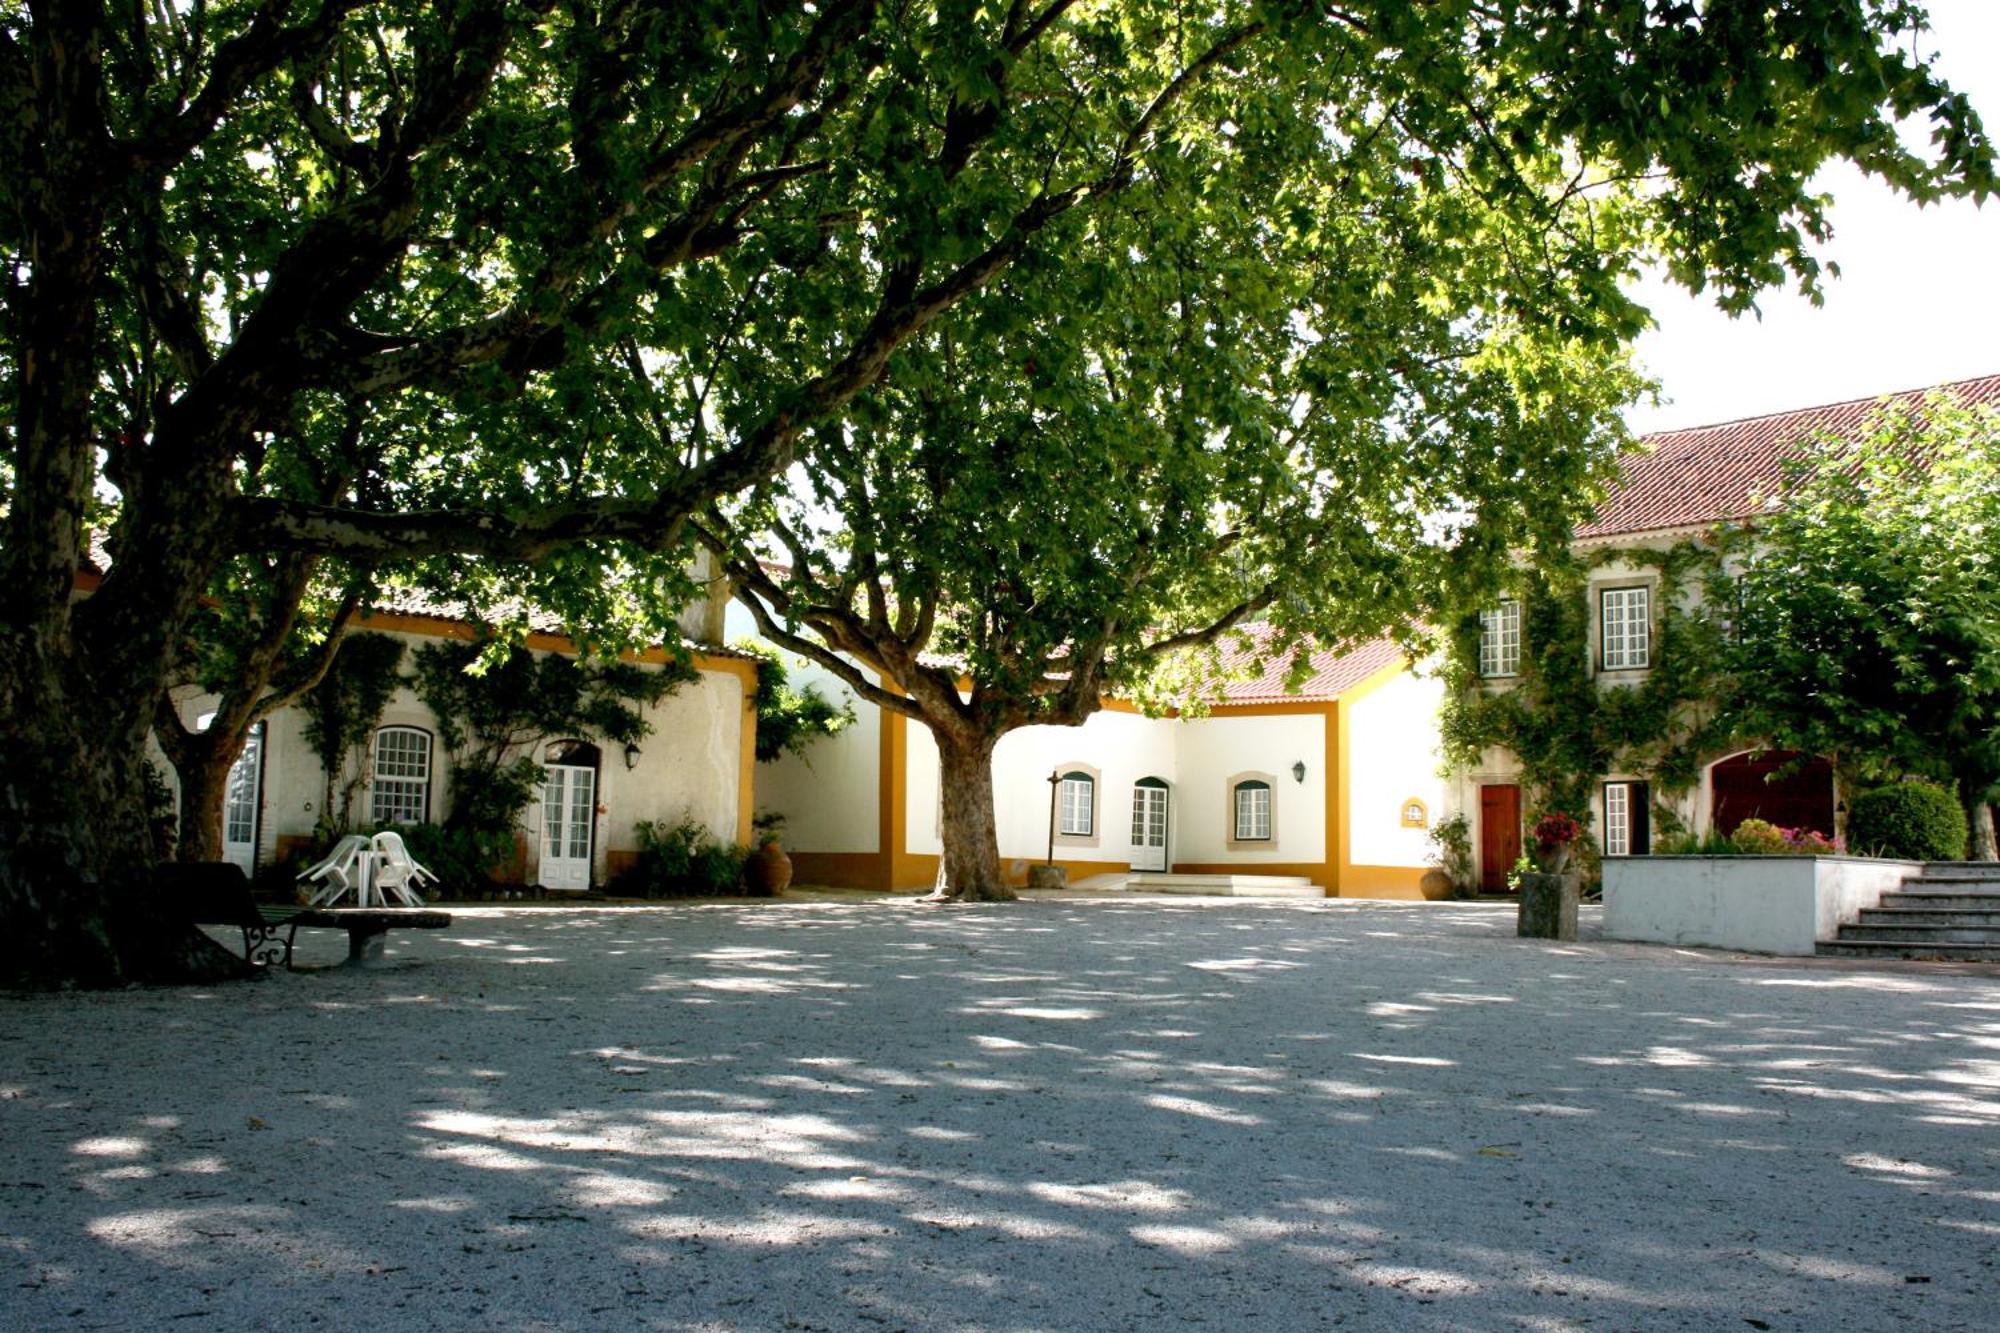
[163, 862, 451, 969]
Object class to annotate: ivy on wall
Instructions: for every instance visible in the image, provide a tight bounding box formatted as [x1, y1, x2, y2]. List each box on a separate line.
[1437, 537, 1742, 846]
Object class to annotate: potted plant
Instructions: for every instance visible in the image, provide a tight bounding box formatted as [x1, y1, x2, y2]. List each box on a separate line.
[747, 809, 793, 894]
[1531, 811, 1582, 874]
[1421, 812, 1474, 900]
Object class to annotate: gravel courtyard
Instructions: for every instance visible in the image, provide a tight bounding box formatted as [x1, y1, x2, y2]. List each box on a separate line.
[3, 898, 1997, 1331]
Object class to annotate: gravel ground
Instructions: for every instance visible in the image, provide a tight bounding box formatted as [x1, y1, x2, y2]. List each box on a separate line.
[3, 897, 1998, 1332]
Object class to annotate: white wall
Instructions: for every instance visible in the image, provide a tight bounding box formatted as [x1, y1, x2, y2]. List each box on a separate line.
[1173, 713, 1326, 865]
[1603, 855, 1922, 954]
[757, 662, 880, 854]
[902, 709, 1181, 865]
[164, 628, 746, 882]
[1345, 671, 1448, 868]
[592, 667, 745, 873]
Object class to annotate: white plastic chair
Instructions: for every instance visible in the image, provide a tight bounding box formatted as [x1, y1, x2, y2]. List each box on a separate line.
[369, 830, 438, 907]
[297, 834, 374, 907]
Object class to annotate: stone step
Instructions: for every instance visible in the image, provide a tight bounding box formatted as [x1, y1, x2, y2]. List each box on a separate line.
[1833, 921, 2000, 946]
[1817, 939, 2000, 962]
[1912, 862, 2000, 886]
[1857, 906, 2000, 928]
[1122, 873, 1323, 899]
[1882, 892, 2000, 910]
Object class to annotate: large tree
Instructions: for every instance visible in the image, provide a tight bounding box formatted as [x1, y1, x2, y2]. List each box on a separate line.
[5, 0, 1387, 983]
[703, 2, 1997, 900]
[1723, 396, 2000, 860]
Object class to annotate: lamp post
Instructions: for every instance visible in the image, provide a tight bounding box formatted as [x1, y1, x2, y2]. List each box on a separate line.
[1045, 769, 1060, 866]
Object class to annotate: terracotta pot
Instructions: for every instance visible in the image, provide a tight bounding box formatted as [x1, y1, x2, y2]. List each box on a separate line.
[750, 839, 793, 894]
[1534, 841, 1572, 875]
[1419, 868, 1454, 901]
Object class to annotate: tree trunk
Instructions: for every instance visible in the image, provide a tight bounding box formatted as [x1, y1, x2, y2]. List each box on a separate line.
[1968, 797, 1997, 863]
[0, 657, 246, 988]
[174, 747, 238, 865]
[932, 726, 1016, 902]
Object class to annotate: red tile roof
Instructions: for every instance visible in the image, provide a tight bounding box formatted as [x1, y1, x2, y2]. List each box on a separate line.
[1578, 372, 2000, 542]
[1211, 625, 1406, 704]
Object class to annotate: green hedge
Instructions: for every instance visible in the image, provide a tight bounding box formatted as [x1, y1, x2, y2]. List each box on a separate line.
[1847, 782, 1967, 861]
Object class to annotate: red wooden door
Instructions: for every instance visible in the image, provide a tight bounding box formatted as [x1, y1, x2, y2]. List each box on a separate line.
[1711, 751, 1836, 837]
[1480, 784, 1522, 892]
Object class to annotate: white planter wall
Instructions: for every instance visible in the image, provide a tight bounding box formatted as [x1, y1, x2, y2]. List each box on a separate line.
[1603, 855, 1925, 955]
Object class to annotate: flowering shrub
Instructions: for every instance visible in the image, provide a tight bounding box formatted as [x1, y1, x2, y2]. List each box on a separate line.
[1532, 812, 1581, 847]
[1730, 818, 1843, 855]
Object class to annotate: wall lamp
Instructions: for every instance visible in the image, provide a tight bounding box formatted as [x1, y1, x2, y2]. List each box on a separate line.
[624, 743, 642, 771]
[1292, 760, 1307, 784]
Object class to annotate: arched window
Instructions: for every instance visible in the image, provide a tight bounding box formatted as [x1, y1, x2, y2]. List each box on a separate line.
[370, 726, 433, 825]
[1233, 779, 1272, 842]
[1058, 770, 1095, 838]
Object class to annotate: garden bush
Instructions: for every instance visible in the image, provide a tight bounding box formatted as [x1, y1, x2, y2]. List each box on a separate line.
[614, 818, 752, 897]
[1847, 782, 1968, 861]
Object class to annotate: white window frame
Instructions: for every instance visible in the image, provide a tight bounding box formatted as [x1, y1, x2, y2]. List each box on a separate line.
[1479, 601, 1521, 678]
[1600, 586, 1651, 670]
[1603, 782, 1632, 858]
[1058, 772, 1095, 838]
[1233, 781, 1272, 842]
[370, 726, 433, 826]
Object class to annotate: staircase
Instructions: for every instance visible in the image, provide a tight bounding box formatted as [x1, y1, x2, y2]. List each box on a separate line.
[1817, 863, 2000, 961]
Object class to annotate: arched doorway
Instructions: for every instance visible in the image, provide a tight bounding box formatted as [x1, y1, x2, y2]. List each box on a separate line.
[540, 740, 601, 892]
[1130, 777, 1170, 872]
[1709, 750, 1835, 838]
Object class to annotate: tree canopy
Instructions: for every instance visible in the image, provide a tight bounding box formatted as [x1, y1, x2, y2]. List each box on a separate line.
[705, 1, 1996, 898]
[0, 0, 1993, 974]
[1723, 397, 2000, 856]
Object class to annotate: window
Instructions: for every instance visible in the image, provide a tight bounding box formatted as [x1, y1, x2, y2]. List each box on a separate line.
[1233, 780, 1272, 841]
[370, 726, 432, 825]
[1600, 586, 1651, 670]
[1058, 771, 1094, 837]
[1479, 601, 1521, 677]
[1400, 798, 1428, 829]
[1603, 780, 1651, 857]
[1603, 783, 1629, 857]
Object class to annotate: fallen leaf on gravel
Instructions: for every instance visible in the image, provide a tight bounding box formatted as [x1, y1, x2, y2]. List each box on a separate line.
[1476, 1145, 1517, 1158]
[246, 1117, 268, 1131]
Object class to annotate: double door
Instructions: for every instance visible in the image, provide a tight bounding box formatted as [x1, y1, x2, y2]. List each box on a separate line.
[540, 763, 595, 892]
[1130, 780, 1169, 873]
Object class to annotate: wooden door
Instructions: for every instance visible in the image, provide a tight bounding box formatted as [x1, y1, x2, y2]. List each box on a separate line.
[1130, 780, 1169, 872]
[1711, 751, 1835, 838]
[539, 764, 596, 892]
[1479, 784, 1521, 892]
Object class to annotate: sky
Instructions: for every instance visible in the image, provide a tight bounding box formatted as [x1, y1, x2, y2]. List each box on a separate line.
[1624, 0, 2000, 434]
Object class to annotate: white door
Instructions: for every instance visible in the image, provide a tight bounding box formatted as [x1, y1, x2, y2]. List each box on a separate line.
[539, 764, 595, 892]
[1130, 781, 1169, 872]
[222, 723, 264, 878]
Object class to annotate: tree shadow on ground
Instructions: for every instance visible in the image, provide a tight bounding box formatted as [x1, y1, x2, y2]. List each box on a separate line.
[3, 900, 1997, 1330]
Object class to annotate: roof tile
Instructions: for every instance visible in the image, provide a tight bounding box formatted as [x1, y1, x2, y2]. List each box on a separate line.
[1579, 372, 2000, 541]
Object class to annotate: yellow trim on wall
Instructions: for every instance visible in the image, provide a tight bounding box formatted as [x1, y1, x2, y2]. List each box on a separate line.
[1334, 658, 1419, 899]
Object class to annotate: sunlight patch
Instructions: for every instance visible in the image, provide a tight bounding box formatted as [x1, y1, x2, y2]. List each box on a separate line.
[1144, 1095, 1264, 1126]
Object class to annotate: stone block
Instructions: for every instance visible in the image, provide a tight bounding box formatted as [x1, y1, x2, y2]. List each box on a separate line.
[1518, 872, 1579, 940]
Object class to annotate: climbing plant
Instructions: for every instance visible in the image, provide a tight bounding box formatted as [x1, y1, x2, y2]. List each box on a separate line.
[300, 633, 409, 838]
[1438, 539, 1741, 845]
[734, 642, 855, 765]
[411, 641, 695, 855]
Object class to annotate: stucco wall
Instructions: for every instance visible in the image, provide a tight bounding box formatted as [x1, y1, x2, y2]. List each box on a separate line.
[163, 629, 747, 885]
[903, 709, 1181, 866]
[1173, 713, 1326, 866]
[751, 653, 881, 855]
[1603, 855, 1923, 954]
[1345, 670, 1447, 869]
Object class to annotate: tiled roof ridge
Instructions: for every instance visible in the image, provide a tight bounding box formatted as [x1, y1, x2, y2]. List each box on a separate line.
[1579, 370, 2000, 541]
[1638, 370, 2000, 443]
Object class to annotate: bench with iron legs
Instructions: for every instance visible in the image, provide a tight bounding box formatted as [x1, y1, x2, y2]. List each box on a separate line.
[163, 862, 451, 969]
